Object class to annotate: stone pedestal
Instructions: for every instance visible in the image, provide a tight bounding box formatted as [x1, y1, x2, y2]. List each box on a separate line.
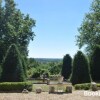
[22, 89, 29, 93]
[66, 86, 72, 93]
[49, 86, 55, 93]
[47, 79, 50, 85]
[91, 82, 98, 91]
[36, 87, 42, 93]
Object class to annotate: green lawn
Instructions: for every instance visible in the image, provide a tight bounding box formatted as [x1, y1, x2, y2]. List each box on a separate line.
[32, 84, 72, 92]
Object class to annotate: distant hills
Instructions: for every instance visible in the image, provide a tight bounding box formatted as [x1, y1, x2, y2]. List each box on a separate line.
[34, 58, 62, 63]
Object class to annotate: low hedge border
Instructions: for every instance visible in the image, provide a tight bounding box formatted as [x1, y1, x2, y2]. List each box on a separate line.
[74, 83, 91, 90]
[0, 82, 32, 92]
[74, 83, 100, 90]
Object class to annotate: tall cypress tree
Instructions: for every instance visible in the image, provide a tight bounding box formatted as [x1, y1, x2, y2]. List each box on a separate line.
[90, 45, 100, 81]
[71, 51, 91, 85]
[0, 44, 25, 82]
[61, 54, 72, 80]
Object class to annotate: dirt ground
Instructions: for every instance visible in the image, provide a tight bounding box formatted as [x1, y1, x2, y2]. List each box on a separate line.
[0, 90, 100, 100]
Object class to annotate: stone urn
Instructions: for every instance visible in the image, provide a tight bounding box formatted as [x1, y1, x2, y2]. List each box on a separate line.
[47, 78, 50, 85]
[58, 75, 63, 83]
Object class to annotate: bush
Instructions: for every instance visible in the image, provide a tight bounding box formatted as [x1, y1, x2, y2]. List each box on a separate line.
[1, 44, 25, 82]
[61, 54, 72, 80]
[49, 62, 62, 75]
[71, 51, 91, 85]
[74, 83, 91, 90]
[0, 82, 32, 91]
[75, 83, 100, 90]
[97, 84, 100, 88]
[32, 69, 40, 78]
[32, 68, 50, 78]
[0, 65, 2, 79]
[90, 45, 100, 81]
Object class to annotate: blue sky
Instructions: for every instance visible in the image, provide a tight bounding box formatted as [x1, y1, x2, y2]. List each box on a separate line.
[15, 0, 92, 58]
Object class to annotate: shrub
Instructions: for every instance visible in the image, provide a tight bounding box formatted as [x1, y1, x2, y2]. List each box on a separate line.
[0, 82, 32, 91]
[61, 54, 72, 80]
[90, 45, 100, 81]
[71, 51, 91, 85]
[32, 69, 40, 78]
[32, 68, 50, 78]
[0, 65, 2, 79]
[0, 44, 25, 82]
[49, 62, 62, 75]
[97, 84, 100, 88]
[74, 83, 91, 90]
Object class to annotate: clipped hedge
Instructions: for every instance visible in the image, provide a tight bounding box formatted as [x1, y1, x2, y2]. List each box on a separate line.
[74, 83, 100, 90]
[97, 84, 100, 87]
[74, 83, 91, 90]
[97, 84, 100, 90]
[0, 82, 32, 92]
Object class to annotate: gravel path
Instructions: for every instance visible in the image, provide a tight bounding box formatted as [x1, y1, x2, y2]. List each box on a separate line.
[0, 90, 100, 100]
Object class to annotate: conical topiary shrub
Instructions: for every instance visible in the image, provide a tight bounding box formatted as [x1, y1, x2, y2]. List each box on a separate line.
[90, 45, 100, 81]
[71, 51, 91, 85]
[61, 54, 72, 80]
[0, 44, 25, 82]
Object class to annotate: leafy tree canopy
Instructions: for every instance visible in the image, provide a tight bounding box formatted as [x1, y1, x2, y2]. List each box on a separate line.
[0, 0, 35, 63]
[77, 0, 100, 55]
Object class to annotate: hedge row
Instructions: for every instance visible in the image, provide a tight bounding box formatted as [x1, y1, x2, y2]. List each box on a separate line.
[74, 83, 100, 90]
[0, 82, 32, 91]
[97, 84, 100, 88]
[74, 83, 91, 90]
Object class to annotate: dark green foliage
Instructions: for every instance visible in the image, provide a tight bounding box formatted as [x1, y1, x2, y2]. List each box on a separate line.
[74, 83, 91, 90]
[49, 62, 62, 75]
[77, 0, 100, 55]
[32, 68, 50, 78]
[27, 58, 62, 78]
[21, 56, 28, 77]
[0, 82, 32, 91]
[90, 45, 100, 81]
[32, 69, 40, 78]
[61, 54, 72, 80]
[0, 65, 2, 79]
[75, 83, 100, 90]
[71, 51, 91, 85]
[97, 84, 100, 88]
[0, 44, 25, 82]
[27, 58, 39, 69]
[0, 0, 35, 64]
